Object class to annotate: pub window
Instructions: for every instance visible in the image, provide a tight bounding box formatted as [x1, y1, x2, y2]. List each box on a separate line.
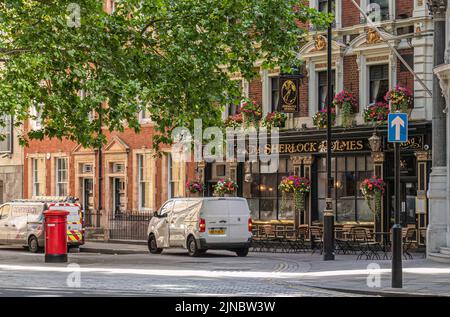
[318, 70, 335, 111]
[369, 0, 389, 21]
[369, 64, 389, 104]
[316, 155, 373, 223]
[55, 157, 68, 197]
[270, 77, 280, 112]
[0, 115, 12, 153]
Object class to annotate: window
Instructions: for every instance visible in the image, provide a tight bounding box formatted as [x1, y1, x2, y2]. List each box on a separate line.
[318, 70, 335, 111]
[0, 204, 10, 220]
[158, 200, 173, 217]
[0, 181, 3, 204]
[0, 115, 12, 153]
[30, 103, 43, 130]
[139, 109, 151, 123]
[110, 0, 117, 13]
[270, 77, 280, 112]
[369, 64, 389, 104]
[318, 0, 335, 14]
[55, 158, 68, 196]
[369, 0, 389, 21]
[316, 155, 373, 223]
[137, 154, 153, 210]
[168, 154, 184, 199]
[32, 158, 43, 196]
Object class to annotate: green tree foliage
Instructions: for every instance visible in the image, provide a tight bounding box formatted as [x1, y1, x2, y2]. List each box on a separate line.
[0, 0, 331, 150]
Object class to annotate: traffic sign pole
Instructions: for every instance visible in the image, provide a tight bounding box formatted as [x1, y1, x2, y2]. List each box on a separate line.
[392, 142, 403, 288]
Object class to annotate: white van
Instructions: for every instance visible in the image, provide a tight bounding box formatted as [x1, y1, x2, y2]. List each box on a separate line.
[147, 197, 253, 257]
[0, 197, 84, 252]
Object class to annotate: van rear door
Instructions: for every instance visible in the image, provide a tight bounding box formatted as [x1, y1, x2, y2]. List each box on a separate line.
[47, 204, 83, 244]
[227, 199, 250, 243]
[202, 199, 230, 244]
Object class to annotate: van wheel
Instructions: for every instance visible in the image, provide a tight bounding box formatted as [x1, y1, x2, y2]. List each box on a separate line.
[187, 236, 201, 257]
[28, 236, 39, 253]
[235, 247, 249, 257]
[148, 234, 163, 254]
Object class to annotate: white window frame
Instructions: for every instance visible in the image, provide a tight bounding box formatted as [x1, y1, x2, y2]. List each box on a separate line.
[0, 115, 12, 154]
[30, 103, 43, 130]
[32, 159, 40, 196]
[310, 0, 342, 28]
[55, 157, 68, 197]
[137, 154, 152, 211]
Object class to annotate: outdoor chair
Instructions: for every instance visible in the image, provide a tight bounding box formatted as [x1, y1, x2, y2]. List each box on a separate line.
[286, 225, 309, 253]
[260, 225, 279, 252]
[335, 226, 354, 255]
[250, 225, 263, 252]
[351, 227, 382, 260]
[309, 226, 323, 254]
[402, 227, 416, 260]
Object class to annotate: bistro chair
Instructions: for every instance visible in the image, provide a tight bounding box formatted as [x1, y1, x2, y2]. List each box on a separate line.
[309, 226, 323, 254]
[260, 225, 279, 252]
[402, 227, 416, 260]
[335, 225, 355, 255]
[287, 225, 309, 253]
[351, 227, 382, 260]
[250, 225, 263, 252]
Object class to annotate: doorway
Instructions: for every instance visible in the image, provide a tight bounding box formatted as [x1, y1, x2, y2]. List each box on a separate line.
[113, 178, 126, 217]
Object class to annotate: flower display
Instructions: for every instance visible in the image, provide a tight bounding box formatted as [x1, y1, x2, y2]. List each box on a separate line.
[278, 176, 311, 193]
[360, 177, 386, 221]
[385, 85, 413, 113]
[363, 102, 390, 124]
[213, 177, 238, 196]
[279, 176, 311, 212]
[333, 90, 358, 128]
[224, 113, 243, 128]
[261, 111, 287, 129]
[240, 98, 262, 126]
[185, 180, 206, 194]
[313, 107, 336, 129]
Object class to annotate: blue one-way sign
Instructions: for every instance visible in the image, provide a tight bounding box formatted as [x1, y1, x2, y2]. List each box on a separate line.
[388, 113, 408, 143]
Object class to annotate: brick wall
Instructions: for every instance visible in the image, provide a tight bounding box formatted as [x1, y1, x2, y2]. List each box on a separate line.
[343, 56, 360, 112]
[396, 0, 414, 19]
[299, 77, 309, 117]
[342, 0, 361, 28]
[396, 49, 414, 93]
[248, 77, 262, 105]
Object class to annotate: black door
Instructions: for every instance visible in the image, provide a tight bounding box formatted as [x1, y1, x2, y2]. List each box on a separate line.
[114, 178, 125, 217]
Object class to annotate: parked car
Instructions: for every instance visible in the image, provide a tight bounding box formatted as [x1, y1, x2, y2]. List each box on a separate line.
[0, 197, 85, 253]
[147, 197, 253, 257]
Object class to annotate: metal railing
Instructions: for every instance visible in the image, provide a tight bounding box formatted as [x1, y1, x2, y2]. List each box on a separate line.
[108, 211, 153, 241]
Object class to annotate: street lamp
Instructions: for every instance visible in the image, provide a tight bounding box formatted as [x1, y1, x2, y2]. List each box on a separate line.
[322, 0, 335, 261]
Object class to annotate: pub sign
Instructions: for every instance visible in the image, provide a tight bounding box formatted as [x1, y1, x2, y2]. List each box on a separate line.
[278, 75, 301, 113]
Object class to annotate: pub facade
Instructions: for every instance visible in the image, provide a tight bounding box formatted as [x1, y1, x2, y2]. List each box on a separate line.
[198, 0, 433, 245]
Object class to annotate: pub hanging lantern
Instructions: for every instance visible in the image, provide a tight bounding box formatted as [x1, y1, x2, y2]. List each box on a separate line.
[278, 75, 302, 113]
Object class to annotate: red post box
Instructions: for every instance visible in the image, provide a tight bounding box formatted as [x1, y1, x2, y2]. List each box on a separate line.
[44, 210, 69, 263]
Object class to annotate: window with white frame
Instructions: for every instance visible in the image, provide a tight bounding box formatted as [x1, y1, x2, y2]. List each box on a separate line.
[30, 103, 43, 130]
[270, 77, 280, 112]
[32, 158, 42, 196]
[369, 64, 389, 104]
[368, 0, 389, 21]
[318, 70, 335, 111]
[227, 80, 244, 116]
[139, 109, 152, 123]
[137, 153, 152, 210]
[55, 158, 68, 196]
[0, 115, 12, 153]
[168, 154, 184, 199]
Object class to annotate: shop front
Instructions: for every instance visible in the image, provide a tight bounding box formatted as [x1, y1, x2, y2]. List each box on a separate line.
[203, 122, 431, 245]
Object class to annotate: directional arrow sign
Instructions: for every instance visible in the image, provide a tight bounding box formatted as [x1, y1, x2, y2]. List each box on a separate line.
[388, 113, 408, 143]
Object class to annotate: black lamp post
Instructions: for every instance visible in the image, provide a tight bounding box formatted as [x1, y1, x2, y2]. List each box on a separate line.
[323, 0, 335, 261]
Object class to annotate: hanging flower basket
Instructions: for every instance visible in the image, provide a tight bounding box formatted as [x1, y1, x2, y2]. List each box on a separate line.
[385, 85, 413, 115]
[333, 90, 358, 128]
[185, 180, 206, 195]
[313, 107, 336, 129]
[278, 176, 311, 212]
[224, 113, 243, 129]
[213, 177, 238, 197]
[240, 98, 262, 127]
[363, 102, 390, 125]
[360, 177, 386, 221]
[262, 111, 287, 129]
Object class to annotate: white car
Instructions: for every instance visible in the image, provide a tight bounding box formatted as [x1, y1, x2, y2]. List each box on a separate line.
[147, 197, 253, 257]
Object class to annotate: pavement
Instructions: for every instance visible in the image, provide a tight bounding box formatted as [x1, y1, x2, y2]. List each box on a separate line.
[0, 242, 448, 297]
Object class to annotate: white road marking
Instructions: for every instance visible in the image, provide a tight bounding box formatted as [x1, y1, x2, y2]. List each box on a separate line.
[0, 264, 449, 279]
